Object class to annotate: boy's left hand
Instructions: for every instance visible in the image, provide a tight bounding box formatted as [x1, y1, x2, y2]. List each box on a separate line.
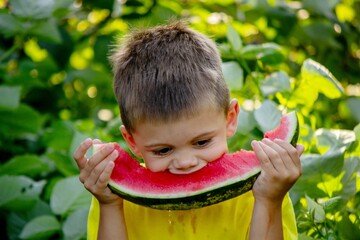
[251, 138, 304, 205]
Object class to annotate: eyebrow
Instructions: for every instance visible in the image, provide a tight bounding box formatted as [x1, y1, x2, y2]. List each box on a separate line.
[144, 130, 216, 149]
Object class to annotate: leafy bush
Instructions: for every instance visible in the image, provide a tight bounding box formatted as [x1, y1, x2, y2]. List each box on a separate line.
[0, 0, 359, 239]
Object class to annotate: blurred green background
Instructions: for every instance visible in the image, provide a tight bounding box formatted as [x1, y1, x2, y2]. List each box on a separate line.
[0, 0, 359, 239]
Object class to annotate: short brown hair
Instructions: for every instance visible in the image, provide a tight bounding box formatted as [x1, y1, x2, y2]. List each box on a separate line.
[110, 21, 230, 134]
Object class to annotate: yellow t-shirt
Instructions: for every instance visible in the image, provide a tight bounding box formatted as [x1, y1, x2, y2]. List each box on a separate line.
[87, 191, 297, 239]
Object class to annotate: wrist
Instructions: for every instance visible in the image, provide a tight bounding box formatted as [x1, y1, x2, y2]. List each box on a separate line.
[254, 196, 283, 210]
[99, 198, 124, 209]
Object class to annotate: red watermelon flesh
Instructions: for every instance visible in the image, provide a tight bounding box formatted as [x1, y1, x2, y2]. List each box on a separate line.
[101, 111, 299, 210]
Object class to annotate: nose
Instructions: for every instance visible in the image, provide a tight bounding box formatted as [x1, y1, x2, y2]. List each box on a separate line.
[173, 155, 199, 170]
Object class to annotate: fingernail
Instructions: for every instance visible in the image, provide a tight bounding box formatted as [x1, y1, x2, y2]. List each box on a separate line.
[105, 144, 114, 151]
[112, 150, 119, 159]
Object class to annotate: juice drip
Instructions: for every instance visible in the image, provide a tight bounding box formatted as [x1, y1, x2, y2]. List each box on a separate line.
[168, 210, 175, 235]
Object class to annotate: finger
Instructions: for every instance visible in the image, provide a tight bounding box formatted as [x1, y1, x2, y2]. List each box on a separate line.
[251, 140, 278, 172]
[79, 143, 114, 184]
[273, 139, 302, 169]
[83, 149, 118, 190]
[97, 161, 115, 188]
[85, 143, 115, 173]
[259, 139, 290, 172]
[73, 138, 93, 169]
[262, 138, 295, 170]
[93, 138, 102, 144]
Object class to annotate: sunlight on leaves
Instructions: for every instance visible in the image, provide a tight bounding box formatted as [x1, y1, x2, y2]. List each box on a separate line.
[287, 78, 318, 108]
[24, 39, 48, 62]
[335, 3, 355, 23]
[317, 173, 343, 198]
[301, 59, 344, 99]
[70, 47, 94, 70]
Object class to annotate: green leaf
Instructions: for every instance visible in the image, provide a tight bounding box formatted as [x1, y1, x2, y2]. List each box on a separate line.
[0, 175, 46, 211]
[322, 196, 344, 213]
[346, 97, 360, 122]
[338, 212, 360, 239]
[339, 156, 360, 201]
[222, 61, 243, 91]
[45, 152, 78, 177]
[291, 151, 344, 201]
[305, 195, 325, 223]
[240, 43, 284, 65]
[0, 154, 50, 177]
[0, 86, 21, 110]
[19, 215, 60, 240]
[10, 0, 55, 19]
[7, 200, 52, 240]
[0, 104, 42, 138]
[70, 130, 91, 160]
[288, 78, 318, 108]
[301, 59, 344, 99]
[29, 18, 62, 43]
[226, 24, 242, 51]
[303, 0, 337, 15]
[50, 176, 91, 216]
[236, 108, 256, 134]
[314, 129, 356, 154]
[254, 100, 282, 132]
[298, 233, 317, 240]
[0, 12, 22, 37]
[354, 123, 360, 140]
[62, 208, 88, 240]
[260, 71, 291, 96]
[42, 120, 74, 151]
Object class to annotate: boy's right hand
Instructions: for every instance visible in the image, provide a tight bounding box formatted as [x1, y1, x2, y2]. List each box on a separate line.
[73, 138, 122, 205]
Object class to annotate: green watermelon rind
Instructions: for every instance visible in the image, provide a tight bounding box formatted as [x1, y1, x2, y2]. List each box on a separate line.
[109, 172, 260, 210]
[108, 165, 261, 198]
[107, 111, 299, 210]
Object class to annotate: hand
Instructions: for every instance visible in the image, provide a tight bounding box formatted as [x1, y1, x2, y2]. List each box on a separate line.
[251, 138, 304, 206]
[73, 138, 122, 205]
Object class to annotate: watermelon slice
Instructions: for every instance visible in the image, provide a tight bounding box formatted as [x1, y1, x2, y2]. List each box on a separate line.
[102, 111, 299, 210]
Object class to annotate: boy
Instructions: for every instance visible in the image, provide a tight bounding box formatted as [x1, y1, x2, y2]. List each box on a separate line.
[73, 21, 303, 240]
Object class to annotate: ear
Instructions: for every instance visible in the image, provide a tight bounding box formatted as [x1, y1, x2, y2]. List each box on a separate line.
[120, 125, 142, 158]
[226, 99, 240, 138]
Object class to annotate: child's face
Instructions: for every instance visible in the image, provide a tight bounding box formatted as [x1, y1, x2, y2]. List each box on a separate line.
[121, 100, 239, 174]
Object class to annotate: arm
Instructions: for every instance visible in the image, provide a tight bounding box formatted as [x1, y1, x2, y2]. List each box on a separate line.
[249, 138, 303, 240]
[73, 138, 128, 240]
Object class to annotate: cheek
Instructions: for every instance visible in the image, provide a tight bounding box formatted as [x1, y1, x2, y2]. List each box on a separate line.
[204, 142, 228, 163]
[143, 156, 169, 172]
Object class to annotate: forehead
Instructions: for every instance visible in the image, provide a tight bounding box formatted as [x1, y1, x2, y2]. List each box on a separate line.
[131, 106, 226, 143]
[131, 100, 225, 130]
